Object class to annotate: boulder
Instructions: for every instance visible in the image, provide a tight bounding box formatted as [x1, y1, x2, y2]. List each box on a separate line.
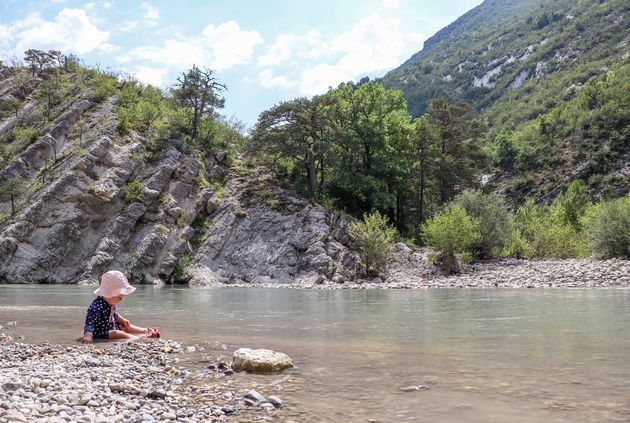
[231, 348, 294, 373]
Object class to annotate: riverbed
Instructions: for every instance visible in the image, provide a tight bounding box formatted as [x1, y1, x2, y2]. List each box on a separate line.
[2, 286, 630, 422]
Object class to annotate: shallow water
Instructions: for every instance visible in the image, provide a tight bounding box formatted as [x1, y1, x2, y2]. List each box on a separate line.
[1, 285, 630, 422]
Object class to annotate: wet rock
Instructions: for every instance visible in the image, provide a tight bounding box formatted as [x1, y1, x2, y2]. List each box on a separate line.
[244, 389, 267, 403]
[232, 348, 294, 373]
[400, 385, 430, 392]
[267, 395, 283, 408]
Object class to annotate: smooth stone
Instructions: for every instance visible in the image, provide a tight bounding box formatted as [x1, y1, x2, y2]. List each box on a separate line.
[147, 389, 166, 399]
[2, 382, 22, 392]
[267, 396, 283, 408]
[261, 402, 275, 412]
[83, 357, 101, 367]
[231, 348, 294, 373]
[244, 390, 267, 403]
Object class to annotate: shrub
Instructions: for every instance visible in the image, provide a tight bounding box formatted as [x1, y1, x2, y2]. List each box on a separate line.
[12, 127, 40, 144]
[116, 108, 131, 135]
[421, 205, 480, 274]
[348, 211, 397, 275]
[92, 75, 116, 103]
[172, 253, 193, 282]
[583, 194, 630, 258]
[454, 190, 509, 259]
[557, 180, 589, 229]
[123, 180, 143, 203]
[502, 200, 586, 259]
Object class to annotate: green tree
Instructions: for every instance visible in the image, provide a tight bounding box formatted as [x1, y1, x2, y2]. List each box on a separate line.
[410, 116, 439, 224]
[0, 178, 27, 215]
[172, 65, 226, 143]
[329, 82, 412, 223]
[427, 98, 486, 205]
[23, 49, 51, 76]
[454, 190, 509, 259]
[252, 95, 334, 196]
[348, 211, 398, 275]
[1, 97, 22, 119]
[39, 78, 62, 120]
[422, 205, 480, 274]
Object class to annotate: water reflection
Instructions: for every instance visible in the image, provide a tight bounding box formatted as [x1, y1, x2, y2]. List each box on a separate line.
[1, 286, 630, 422]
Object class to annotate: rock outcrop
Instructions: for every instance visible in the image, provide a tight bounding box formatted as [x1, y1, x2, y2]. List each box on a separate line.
[186, 170, 362, 287]
[0, 65, 363, 286]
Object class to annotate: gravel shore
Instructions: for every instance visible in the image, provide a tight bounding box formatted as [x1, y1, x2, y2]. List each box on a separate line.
[0, 340, 289, 422]
[223, 257, 630, 289]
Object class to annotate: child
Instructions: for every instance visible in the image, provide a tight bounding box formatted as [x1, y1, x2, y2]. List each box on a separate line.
[82, 270, 160, 344]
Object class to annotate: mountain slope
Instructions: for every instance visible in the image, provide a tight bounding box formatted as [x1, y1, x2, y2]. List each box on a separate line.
[382, 0, 630, 201]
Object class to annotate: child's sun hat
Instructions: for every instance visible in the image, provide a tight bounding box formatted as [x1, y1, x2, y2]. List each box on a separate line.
[94, 270, 136, 297]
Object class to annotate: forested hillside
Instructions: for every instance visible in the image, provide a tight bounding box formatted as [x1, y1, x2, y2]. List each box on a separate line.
[382, 0, 629, 202]
[249, 0, 629, 265]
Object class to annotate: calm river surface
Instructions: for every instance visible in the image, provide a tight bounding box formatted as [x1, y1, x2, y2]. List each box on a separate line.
[1, 286, 630, 422]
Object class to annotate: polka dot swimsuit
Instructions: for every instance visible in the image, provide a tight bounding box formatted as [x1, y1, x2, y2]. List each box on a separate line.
[84, 296, 120, 339]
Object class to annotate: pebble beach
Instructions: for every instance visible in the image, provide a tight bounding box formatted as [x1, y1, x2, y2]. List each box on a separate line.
[0, 340, 288, 423]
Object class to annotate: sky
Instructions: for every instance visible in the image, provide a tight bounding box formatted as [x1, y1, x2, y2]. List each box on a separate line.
[0, 0, 483, 127]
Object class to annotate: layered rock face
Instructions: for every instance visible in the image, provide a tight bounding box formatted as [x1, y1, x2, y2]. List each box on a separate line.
[187, 171, 361, 286]
[0, 65, 362, 286]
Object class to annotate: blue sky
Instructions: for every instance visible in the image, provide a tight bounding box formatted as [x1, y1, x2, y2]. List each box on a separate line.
[0, 0, 483, 127]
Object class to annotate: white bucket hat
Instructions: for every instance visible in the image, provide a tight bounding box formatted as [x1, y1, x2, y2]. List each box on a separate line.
[94, 270, 136, 297]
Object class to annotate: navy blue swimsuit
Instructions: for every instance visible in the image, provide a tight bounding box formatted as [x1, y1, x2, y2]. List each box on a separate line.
[84, 296, 120, 339]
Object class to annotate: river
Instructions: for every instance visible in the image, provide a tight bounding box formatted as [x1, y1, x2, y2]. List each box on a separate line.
[1, 285, 629, 422]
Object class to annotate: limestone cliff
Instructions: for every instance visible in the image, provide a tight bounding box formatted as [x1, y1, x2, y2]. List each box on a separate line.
[0, 65, 363, 285]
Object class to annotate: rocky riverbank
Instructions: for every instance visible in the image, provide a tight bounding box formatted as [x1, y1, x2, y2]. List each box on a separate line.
[220, 244, 630, 289]
[0, 340, 291, 422]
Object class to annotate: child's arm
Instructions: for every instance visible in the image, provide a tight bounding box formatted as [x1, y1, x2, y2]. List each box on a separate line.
[83, 302, 97, 344]
[116, 314, 130, 329]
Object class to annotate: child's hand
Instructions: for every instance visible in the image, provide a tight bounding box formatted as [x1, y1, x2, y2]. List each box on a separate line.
[82, 334, 93, 344]
[119, 317, 130, 329]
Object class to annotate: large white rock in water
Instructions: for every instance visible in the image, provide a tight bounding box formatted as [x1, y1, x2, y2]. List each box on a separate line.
[231, 348, 294, 373]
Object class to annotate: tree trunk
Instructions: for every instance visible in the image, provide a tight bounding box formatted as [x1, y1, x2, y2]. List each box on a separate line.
[419, 168, 425, 224]
[318, 144, 325, 191]
[306, 154, 318, 196]
[192, 109, 199, 142]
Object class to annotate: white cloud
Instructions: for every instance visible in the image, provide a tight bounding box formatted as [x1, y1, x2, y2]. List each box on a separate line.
[254, 13, 427, 96]
[258, 69, 296, 89]
[102, 2, 113, 9]
[201, 22, 263, 70]
[116, 21, 263, 71]
[141, 2, 160, 27]
[119, 20, 138, 32]
[133, 66, 168, 86]
[1, 8, 111, 58]
[381, 0, 400, 8]
[258, 31, 327, 67]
